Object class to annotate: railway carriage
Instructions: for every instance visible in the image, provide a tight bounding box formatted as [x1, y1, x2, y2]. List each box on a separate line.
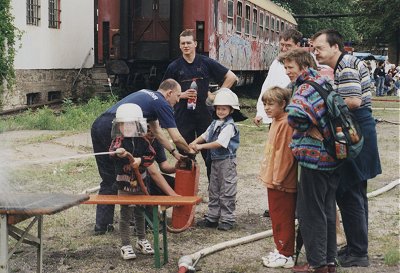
[95, 0, 297, 88]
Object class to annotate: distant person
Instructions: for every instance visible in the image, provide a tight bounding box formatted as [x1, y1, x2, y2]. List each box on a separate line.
[373, 61, 385, 96]
[312, 29, 381, 268]
[108, 103, 155, 260]
[91, 79, 194, 234]
[259, 86, 297, 269]
[190, 89, 241, 231]
[281, 48, 340, 273]
[253, 28, 302, 126]
[163, 29, 238, 180]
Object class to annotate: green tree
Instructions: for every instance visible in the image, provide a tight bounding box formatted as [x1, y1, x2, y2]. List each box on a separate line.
[273, 0, 360, 44]
[355, 0, 400, 63]
[0, 0, 21, 91]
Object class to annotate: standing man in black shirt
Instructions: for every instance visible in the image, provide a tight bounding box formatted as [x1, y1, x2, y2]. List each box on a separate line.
[163, 29, 237, 178]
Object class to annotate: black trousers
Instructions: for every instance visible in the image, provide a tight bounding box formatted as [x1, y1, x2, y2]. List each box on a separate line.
[336, 180, 368, 257]
[297, 167, 339, 267]
[91, 113, 117, 229]
[176, 108, 212, 180]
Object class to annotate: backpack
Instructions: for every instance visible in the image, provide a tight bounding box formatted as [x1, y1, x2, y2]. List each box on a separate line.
[304, 80, 364, 161]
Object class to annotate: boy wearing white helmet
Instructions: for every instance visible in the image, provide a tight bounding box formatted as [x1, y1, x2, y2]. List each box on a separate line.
[109, 103, 156, 260]
[190, 88, 241, 231]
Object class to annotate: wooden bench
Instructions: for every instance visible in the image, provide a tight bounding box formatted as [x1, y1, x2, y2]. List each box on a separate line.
[82, 195, 202, 268]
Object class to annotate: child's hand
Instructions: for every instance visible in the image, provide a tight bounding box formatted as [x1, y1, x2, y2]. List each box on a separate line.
[115, 148, 127, 158]
[132, 157, 141, 168]
[194, 144, 202, 151]
[189, 142, 197, 151]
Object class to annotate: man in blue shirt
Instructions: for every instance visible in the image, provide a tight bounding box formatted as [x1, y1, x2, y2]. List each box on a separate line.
[91, 79, 193, 234]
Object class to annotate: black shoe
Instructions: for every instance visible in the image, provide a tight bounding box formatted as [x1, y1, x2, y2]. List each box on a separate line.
[263, 209, 270, 217]
[94, 224, 114, 235]
[196, 219, 218, 228]
[338, 254, 369, 267]
[217, 222, 234, 231]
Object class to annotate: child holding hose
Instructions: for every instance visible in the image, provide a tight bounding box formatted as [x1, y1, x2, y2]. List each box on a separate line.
[109, 103, 155, 260]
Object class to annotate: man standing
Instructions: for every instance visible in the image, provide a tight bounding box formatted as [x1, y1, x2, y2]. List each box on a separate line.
[91, 79, 194, 234]
[311, 29, 381, 267]
[163, 29, 237, 178]
[253, 28, 302, 126]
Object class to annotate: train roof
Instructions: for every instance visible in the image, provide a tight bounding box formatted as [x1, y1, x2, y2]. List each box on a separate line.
[249, 0, 297, 25]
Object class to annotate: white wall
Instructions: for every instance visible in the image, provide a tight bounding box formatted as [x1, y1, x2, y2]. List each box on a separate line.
[12, 0, 94, 69]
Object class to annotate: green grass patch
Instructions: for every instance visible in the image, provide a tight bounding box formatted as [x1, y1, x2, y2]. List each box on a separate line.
[384, 247, 400, 266]
[0, 96, 116, 132]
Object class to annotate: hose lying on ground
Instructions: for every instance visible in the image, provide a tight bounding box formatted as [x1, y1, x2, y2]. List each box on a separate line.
[177, 179, 400, 272]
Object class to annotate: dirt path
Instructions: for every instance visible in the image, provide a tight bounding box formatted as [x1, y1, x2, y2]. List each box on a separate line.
[1, 129, 399, 273]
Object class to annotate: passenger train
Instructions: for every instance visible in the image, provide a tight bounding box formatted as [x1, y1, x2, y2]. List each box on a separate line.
[95, 0, 297, 89]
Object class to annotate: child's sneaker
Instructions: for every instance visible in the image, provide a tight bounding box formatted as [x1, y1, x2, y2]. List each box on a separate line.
[120, 245, 136, 260]
[261, 249, 279, 264]
[135, 239, 154, 255]
[264, 253, 294, 268]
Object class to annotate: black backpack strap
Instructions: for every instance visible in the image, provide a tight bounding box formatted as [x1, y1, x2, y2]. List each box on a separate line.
[303, 80, 330, 102]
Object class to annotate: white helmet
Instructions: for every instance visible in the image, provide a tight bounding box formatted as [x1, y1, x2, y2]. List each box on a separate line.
[115, 103, 143, 122]
[213, 88, 240, 110]
[112, 103, 147, 137]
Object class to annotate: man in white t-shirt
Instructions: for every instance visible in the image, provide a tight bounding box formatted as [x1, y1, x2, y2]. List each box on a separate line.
[253, 29, 302, 125]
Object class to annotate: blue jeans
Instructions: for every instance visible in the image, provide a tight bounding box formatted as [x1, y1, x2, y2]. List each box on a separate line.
[376, 76, 385, 96]
[336, 181, 368, 257]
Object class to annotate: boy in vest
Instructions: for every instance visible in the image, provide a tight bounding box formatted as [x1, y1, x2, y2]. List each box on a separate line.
[190, 88, 240, 231]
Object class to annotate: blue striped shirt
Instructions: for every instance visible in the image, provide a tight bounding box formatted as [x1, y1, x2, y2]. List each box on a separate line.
[334, 54, 372, 108]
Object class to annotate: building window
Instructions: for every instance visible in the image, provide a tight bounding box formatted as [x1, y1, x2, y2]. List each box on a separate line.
[259, 12, 264, 39]
[49, 0, 61, 28]
[227, 0, 234, 33]
[27, 0, 40, 26]
[252, 8, 257, 37]
[245, 5, 250, 35]
[265, 14, 270, 42]
[236, 2, 242, 33]
[281, 21, 285, 32]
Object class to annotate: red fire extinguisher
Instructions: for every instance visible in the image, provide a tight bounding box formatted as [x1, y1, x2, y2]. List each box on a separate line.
[169, 157, 200, 233]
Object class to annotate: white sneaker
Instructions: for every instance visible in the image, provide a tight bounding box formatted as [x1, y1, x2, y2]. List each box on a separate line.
[120, 245, 136, 260]
[264, 253, 294, 268]
[261, 249, 279, 264]
[135, 239, 154, 255]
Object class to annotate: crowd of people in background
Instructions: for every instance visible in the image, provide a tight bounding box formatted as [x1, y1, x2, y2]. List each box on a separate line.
[369, 60, 400, 96]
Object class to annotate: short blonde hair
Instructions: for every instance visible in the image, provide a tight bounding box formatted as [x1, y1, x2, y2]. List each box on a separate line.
[262, 86, 292, 107]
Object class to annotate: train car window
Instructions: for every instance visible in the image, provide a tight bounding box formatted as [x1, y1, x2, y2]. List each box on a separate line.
[259, 12, 264, 39]
[159, 0, 170, 19]
[271, 17, 275, 32]
[134, 0, 152, 17]
[245, 5, 250, 36]
[252, 8, 257, 37]
[276, 19, 280, 33]
[227, 0, 234, 34]
[236, 1, 242, 34]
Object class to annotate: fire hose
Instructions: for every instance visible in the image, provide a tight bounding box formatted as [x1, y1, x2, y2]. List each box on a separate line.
[177, 179, 400, 273]
[115, 148, 149, 195]
[116, 148, 199, 233]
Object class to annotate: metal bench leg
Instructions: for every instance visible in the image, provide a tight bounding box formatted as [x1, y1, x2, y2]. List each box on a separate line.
[0, 215, 9, 273]
[161, 210, 168, 265]
[37, 216, 43, 273]
[152, 206, 161, 268]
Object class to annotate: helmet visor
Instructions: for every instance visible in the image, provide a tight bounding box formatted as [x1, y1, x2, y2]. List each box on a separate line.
[111, 118, 147, 138]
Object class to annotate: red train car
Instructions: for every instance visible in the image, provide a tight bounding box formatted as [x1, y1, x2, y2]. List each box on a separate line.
[95, 0, 297, 89]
